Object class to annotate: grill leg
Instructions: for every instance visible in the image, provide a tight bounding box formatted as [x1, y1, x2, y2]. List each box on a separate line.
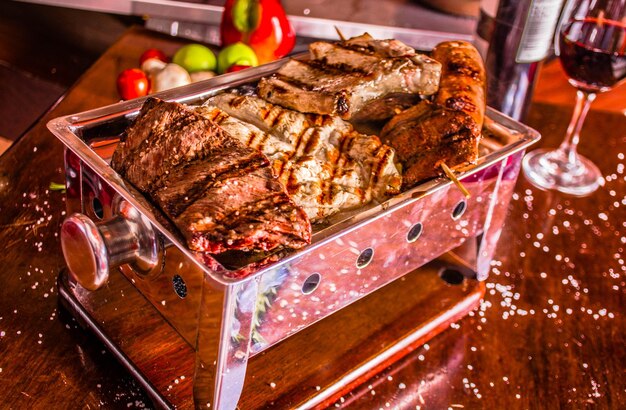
[193, 277, 258, 410]
[475, 152, 524, 280]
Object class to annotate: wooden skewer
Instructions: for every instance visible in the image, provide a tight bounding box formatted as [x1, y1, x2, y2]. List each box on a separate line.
[441, 162, 471, 198]
[334, 26, 347, 41]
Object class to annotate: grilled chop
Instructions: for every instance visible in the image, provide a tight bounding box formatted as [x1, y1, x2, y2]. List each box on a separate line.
[199, 92, 402, 221]
[111, 97, 311, 254]
[257, 33, 441, 120]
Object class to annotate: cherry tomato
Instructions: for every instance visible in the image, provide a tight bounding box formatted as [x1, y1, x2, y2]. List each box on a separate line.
[226, 64, 251, 73]
[116, 68, 149, 100]
[139, 48, 168, 65]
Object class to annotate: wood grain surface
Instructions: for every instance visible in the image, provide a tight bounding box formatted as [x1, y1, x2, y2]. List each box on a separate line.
[0, 26, 624, 409]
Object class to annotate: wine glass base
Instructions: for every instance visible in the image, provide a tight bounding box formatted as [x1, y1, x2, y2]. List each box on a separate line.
[522, 148, 602, 196]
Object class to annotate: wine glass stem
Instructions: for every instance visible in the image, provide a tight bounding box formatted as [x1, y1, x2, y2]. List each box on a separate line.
[559, 89, 596, 164]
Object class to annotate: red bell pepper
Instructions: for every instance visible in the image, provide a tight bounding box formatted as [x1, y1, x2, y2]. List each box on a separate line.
[221, 0, 295, 64]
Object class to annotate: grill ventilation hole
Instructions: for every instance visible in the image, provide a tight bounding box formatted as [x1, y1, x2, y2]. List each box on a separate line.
[356, 248, 374, 269]
[172, 274, 187, 299]
[438, 268, 465, 285]
[91, 197, 104, 219]
[302, 273, 321, 295]
[452, 200, 467, 220]
[407, 222, 423, 243]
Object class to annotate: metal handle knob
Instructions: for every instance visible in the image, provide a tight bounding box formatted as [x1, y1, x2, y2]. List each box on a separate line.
[60, 200, 161, 291]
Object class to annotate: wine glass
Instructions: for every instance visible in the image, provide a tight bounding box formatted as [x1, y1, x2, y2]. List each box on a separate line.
[522, 0, 626, 196]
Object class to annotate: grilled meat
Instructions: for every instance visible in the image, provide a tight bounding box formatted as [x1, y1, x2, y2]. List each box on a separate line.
[310, 33, 417, 63]
[381, 100, 479, 187]
[200, 92, 402, 221]
[111, 97, 231, 193]
[173, 166, 311, 254]
[150, 147, 266, 217]
[349, 93, 421, 122]
[381, 41, 486, 188]
[111, 97, 311, 254]
[257, 34, 441, 120]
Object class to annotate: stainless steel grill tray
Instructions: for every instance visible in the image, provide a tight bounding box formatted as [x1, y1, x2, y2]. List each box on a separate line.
[48, 59, 540, 409]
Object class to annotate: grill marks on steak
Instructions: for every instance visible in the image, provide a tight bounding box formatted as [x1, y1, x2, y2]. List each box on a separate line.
[176, 168, 311, 254]
[111, 97, 311, 254]
[257, 33, 441, 120]
[111, 98, 229, 193]
[152, 145, 267, 217]
[200, 93, 402, 221]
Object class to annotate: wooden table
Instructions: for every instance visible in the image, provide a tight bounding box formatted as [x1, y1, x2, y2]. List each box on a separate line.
[0, 27, 624, 409]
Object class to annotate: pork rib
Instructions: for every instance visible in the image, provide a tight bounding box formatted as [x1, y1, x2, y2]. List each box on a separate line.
[257, 34, 441, 120]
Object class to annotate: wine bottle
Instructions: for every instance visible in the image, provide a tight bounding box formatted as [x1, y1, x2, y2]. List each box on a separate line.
[474, 0, 564, 121]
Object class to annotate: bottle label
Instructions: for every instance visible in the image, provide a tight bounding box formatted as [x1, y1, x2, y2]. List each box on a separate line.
[516, 0, 564, 63]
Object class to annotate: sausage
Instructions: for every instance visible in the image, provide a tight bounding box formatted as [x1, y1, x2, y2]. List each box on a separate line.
[431, 40, 486, 134]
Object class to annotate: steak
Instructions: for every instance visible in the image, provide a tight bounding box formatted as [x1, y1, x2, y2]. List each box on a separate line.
[200, 93, 402, 221]
[257, 34, 441, 120]
[173, 167, 311, 254]
[151, 146, 266, 217]
[111, 98, 231, 193]
[111, 97, 311, 254]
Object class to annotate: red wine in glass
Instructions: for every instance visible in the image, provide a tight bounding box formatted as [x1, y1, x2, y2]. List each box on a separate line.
[559, 18, 626, 91]
[523, 0, 626, 196]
